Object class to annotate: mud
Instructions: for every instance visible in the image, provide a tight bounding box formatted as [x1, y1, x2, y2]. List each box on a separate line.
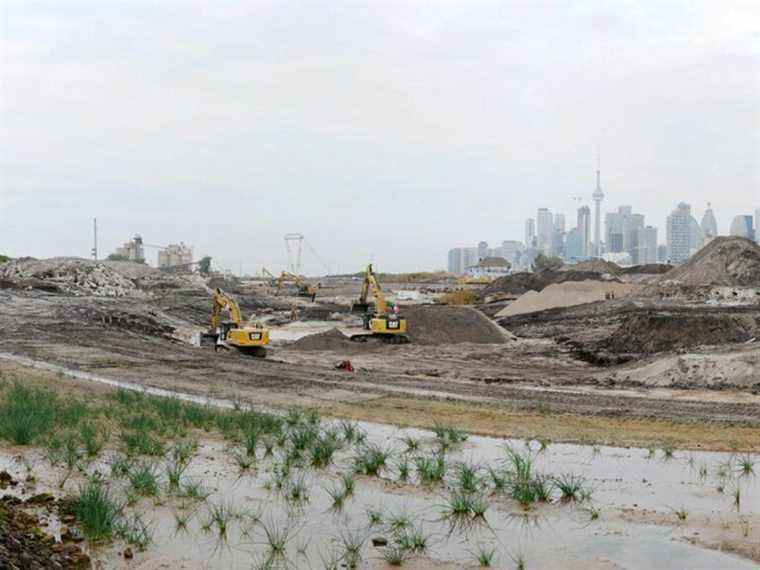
[290, 327, 357, 351]
[0, 474, 91, 568]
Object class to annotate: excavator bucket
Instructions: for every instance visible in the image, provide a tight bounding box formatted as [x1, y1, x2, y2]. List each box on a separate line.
[351, 302, 370, 314]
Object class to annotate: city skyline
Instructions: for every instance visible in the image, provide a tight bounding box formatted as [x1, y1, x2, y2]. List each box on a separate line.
[2, 2, 758, 274]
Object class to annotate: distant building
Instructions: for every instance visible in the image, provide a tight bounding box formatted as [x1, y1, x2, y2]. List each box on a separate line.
[634, 226, 658, 265]
[554, 213, 566, 233]
[657, 244, 669, 264]
[756, 209, 760, 244]
[667, 202, 704, 264]
[477, 241, 489, 261]
[494, 240, 523, 268]
[465, 257, 511, 279]
[114, 235, 145, 263]
[700, 204, 718, 239]
[536, 208, 553, 254]
[565, 228, 585, 261]
[729, 215, 756, 241]
[158, 243, 193, 270]
[448, 247, 479, 275]
[524, 218, 536, 248]
[577, 206, 591, 257]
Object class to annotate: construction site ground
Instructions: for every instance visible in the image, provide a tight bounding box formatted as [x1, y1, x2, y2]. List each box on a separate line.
[1, 255, 759, 452]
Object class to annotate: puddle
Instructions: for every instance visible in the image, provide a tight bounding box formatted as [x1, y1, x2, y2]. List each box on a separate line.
[1, 352, 758, 568]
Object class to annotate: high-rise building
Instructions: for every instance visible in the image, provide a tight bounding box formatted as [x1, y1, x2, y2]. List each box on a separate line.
[577, 206, 591, 258]
[447, 247, 479, 274]
[701, 204, 718, 239]
[635, 226, 658, 265]
[496, 241, 524, 267]
[554, 214, 566, 233]
[536, 208, 554, 254]
[729, 215, 755, 241]
[524, 218, 536, 248]
[592, 166, 604, 257]
[667, 202, 704, 264]
[565, 228, 584, 260]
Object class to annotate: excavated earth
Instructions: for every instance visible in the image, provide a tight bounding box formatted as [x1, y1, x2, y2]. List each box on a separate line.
[0, 255, 759, 447]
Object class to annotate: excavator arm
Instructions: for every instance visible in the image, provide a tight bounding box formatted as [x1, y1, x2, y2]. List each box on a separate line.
[211, 288, 242, 329]
[353, 264, 388, 315]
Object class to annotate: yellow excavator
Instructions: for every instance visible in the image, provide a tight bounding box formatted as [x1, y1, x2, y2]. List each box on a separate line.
[351, 264, 409, 344]
[205, 288, 269, 357]
[276, 271, 317, 301]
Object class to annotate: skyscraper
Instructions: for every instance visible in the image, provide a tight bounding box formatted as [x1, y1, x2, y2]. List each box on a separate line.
[524, 218, 536, 248]
[701, 203, 718, 239]
[592, 164, 604, 257]
[667, 202, 704, 264]
[729, 215, 755, 241]
[536, 208, 554, 254]
[577, 206, 591, 257]
[635, 226, 658, 265]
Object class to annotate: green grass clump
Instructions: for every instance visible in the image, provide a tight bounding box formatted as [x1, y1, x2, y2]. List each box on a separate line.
[432, 423, 467, 449]
[0, 383, 58, 445]
[554, 473, 587, 501]
[503, 446, 551, 506]
[470, 543, 497, 567]
[310, 435, 340, 468]
[116, 512, 153, 550]
[457, 462, 482, 493]
[353, 444, 391, 476]
[129, 463, 160, 496]
[415, 452, 446, 485]
[62, 479, 122, 542]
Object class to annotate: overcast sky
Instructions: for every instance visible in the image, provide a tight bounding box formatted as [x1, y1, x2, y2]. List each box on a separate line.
[1, 1, 758, 274]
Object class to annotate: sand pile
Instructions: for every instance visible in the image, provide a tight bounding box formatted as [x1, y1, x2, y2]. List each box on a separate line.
[404, 305, 507, 345]
[496, 280, 634, 318]
[659, 237, 760, 287]
[602, 312, 759, 355]
[614, 347, 760, 391]
[481, 269, 620, 299]
[290, 328, 354, 350]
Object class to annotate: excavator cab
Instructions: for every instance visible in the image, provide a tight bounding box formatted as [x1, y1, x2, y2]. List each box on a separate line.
[207, 288, 269, 357]
[350, 265, 409, 344]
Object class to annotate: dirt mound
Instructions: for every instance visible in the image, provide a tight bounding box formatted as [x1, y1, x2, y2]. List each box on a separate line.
[481, 269, 620, 299]
[612, 347, 760, 391]
[621, 263, 672, 275]
[290, 328, 354, 350]
[559, 259, 621, 275]
[404, 305, 507, 345]
[659, 237, 760, 287]
[602, 311, 759, 355]
[496, 280, 634, 318]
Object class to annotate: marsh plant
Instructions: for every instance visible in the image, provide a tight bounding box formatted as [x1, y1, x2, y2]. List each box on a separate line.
[470, 543, 497, 567]
[353, 443, 391, 476]
[554, 473, 588, 502]
[62, 479, 123, 542]
[415, 452, 446, 485]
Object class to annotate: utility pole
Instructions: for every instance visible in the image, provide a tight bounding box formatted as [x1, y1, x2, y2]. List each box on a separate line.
[91, 218, 98, 261]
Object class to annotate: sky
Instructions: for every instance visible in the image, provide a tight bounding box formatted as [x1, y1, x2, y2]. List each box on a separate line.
[1, 1, 759, 275]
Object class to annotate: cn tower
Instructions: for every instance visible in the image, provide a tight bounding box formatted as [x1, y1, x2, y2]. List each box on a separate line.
[592, 155, 604, 257]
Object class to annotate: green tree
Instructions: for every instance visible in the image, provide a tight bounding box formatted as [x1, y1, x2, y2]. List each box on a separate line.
[198, 256, 212, 275]
[0, 255, 11, 264]
[532, 253, 563, 272]
[106, 253, 129, 262]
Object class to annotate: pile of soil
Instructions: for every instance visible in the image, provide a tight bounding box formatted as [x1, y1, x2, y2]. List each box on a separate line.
[496, 280, 634, 318]
[659, 237, 760, 287]
[404, 305, 507, 345]
[0, 475, 90, 568]
[559, 259, 621, 275]
[290, 328, 354, 350]
[601, 311, 759, 355]
[621, 263, 672, 275]
[481, 269, 620, 299]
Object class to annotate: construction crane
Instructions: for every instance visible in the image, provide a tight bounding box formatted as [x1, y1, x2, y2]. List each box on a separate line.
[276, 271, 317, 301]
[350, 264, 408, 344]
[204, 288, 269, 357]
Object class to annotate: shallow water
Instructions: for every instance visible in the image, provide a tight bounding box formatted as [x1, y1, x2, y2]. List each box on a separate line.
[1, 352, 758, 568]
